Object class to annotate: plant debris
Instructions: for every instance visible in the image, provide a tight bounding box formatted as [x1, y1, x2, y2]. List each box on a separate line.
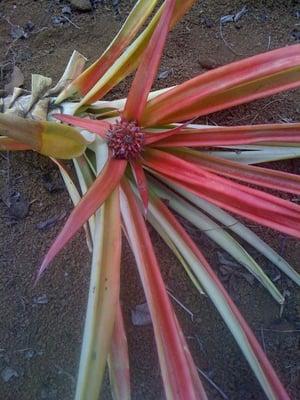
[10, 25, 28, 40]
[294, 10, 300, 19]
[4, 66, 24, 94]
[158, 69, 171, 80]
[33, 294, 49, 305]
[6, 191, 29, 220]
[220, 264, 255, 286]
[42, 171, 65, 193]
[217, 251, 240, 268]
[200, 16, 214, 29]
[68, 0, 93, 11]
[1, 367, 18, 382]
[131, 302, 152, 326]
[217, 252, 255, 286]
[36, 212, 67, 230]
[291, 28, 300, 41]
[198, 57, 221, 70]
[220, 6, 248, 25]
[62, 6, 72, 17]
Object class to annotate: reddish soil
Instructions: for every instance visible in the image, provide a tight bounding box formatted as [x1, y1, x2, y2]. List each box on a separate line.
[0, 1, 299, 399]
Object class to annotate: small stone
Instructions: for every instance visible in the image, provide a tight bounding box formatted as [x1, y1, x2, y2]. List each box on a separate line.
[131, 302, 152, 326]
[42, 171, 64, 193]
[10, 25, 28, 40]
[62, 6, 72, 16]
[52, 16, 65, 26]
[1, 367, 18, 382]
[198, 57, 221, 70]
[7, 191, 29, 220]
[294, 10, 300, 19]
[24, 21, 35, 32]
[200, 16, 214, 29]
[68, 0, 92, 11]
[33, 294, 48, 305]
[158, 70, 171, 80]
[291, 28, 300, 41]
[24, 349, 35, 359]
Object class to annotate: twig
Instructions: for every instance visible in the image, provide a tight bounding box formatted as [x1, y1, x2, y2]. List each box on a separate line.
[63, 16, 81, 30]
[279, 236, 287, 257]
[259, 328, 300, 334]
[167, 289, 194, 321]
[197, 367, 229, 400]
[267, 35, 271, 50]
[187, 335, 205, 353]
[260, 326, 267, 353]
[219, 22, 243, 56]
[6, 151, 10, 195]
[250, 99, 282, 124]
[15, 347, 33, 353]
[195, 334, 205, 353]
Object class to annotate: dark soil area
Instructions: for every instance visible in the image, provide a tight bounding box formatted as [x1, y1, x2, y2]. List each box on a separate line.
[0, 1, 299, 399]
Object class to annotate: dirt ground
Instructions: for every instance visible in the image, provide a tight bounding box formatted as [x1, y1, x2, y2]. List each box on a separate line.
[0, 1, 300, 399]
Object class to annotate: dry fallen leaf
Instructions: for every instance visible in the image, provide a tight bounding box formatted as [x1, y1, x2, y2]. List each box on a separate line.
[4, 66, 24, 94]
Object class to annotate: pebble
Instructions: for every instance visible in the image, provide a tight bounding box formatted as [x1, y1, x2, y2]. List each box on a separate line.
[68, 0, 92, 11]
[198, 57, 221, 70]
[7, 191, 29, 220]
[131, 302, 152, 326]
[1, 367, 18, 382]
[33, 294, 49, 305]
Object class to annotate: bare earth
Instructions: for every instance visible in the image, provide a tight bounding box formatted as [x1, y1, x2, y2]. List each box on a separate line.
[0, 1, 299, 399]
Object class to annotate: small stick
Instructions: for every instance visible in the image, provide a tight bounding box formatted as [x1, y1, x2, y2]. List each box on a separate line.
[267, 35, 271, 51]
[259, 328, 300, 334]
[250, 99, 282, 124]
[15, 348, 33, 353]
[167, 289, 194, 321]
[260, 326, 267, 353]
[63, 16, 81, 30]
[197, 367, 229, 400]
[219, 22, 243, 57]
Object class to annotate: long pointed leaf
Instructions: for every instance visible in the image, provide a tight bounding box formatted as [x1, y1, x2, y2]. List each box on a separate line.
[108, 303, 131, 400]
[148, 213, 205, 295]
[130, 160, 149, 214]
[51, 158, 93, 252]
[151, 181, 284, 304]
[123, 0, 176, 122]
[75, 189, 122, 400]
[145, 119, 194, 145]
[168, 148, 300, 195]
[53, 114, 109, 139]
[76, 1, 196, 108]
[206, 145, 300, 164]
[142, 148, 300, 238]
[37, 158, 126, 280]
[155, 123, 300, 147]
[120, 177, 207, 400]
[142, 44, 300, 126]
[148, 193, 290, 400]
[55, 0, 160, 103]
[163, 179, 300, 286]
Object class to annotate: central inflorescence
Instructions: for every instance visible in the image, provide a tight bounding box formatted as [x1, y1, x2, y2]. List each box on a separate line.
[106, 119, 144, 160]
